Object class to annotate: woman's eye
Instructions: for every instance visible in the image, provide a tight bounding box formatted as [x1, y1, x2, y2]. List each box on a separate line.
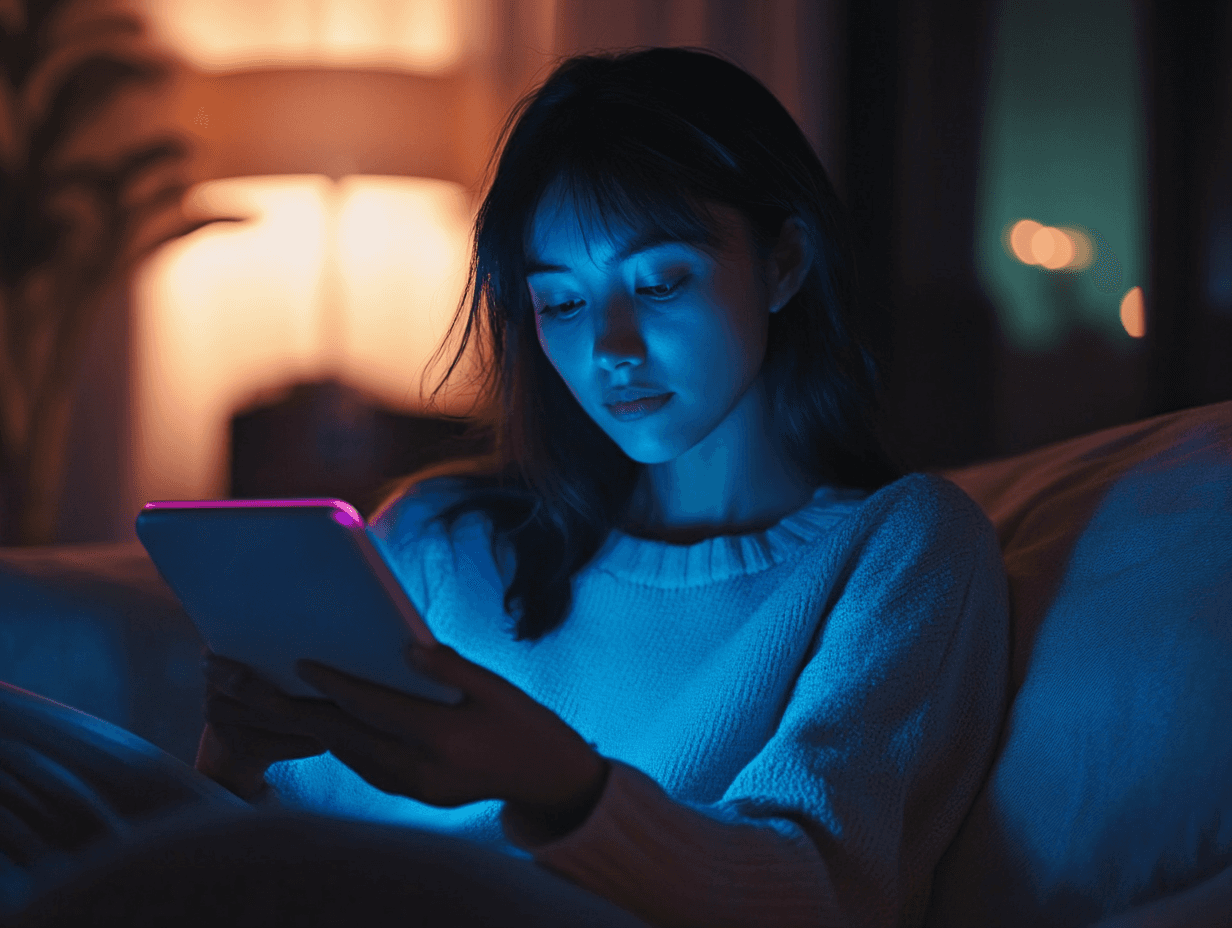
[538, 299, 582, 319]
[639, 276, 689, 300]
[536, 276, 689, 319]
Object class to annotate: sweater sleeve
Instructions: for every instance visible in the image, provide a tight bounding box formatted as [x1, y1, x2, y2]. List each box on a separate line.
[501, 474, 1011, 928]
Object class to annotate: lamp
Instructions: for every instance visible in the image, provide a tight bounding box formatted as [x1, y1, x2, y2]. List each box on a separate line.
[112, 0, 557, 515]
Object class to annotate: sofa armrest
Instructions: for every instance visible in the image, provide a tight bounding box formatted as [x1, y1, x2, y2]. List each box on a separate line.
[0, 541, 206, 766]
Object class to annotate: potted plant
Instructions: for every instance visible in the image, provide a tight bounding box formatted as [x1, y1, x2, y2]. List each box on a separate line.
[0, 0, 246, 546]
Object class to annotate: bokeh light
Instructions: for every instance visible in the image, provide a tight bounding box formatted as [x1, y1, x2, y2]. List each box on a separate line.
[1009, 219, 1042, 263]
[1006, 219, 1094, 272]
[1120, 286, 1146, 337]
[1059, 226, 1094, 271]
[1032, 225, 1074, 269]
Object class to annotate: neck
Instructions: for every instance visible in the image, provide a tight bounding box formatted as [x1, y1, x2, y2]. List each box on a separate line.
[620, 376, 819, 543]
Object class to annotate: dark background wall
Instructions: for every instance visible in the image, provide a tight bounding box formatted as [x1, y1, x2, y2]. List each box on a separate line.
[848, 0, 1232, 474]
[1144, 0, 1232, 418]
[846, 0, 1003, 471]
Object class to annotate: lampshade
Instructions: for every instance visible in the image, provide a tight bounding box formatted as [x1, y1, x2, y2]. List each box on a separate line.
[113, 0, 559, 508]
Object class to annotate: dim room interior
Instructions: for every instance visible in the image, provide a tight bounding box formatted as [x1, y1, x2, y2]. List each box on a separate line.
[1, 1, 1231, 925]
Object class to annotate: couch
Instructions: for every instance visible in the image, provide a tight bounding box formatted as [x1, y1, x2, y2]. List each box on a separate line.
[1, 399, 1229, 926]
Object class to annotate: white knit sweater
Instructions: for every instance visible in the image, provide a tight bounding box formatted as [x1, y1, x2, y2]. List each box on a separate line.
[263, 472, 1010, 928]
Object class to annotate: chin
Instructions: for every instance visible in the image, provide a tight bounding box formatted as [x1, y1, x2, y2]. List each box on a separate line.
[611, 433, 691, 465]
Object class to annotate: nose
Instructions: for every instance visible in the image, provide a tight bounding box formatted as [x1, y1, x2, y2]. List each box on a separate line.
[592, 291, 645, 371]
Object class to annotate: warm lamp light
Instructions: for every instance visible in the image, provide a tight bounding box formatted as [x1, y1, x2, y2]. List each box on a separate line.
[110, 0, 562, 513]
[129, 0, 494, 74]
[131, 175, 482, 504]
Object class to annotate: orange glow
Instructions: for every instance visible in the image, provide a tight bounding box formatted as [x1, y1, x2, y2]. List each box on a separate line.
[131, 175, 482, 504]
[1009, 219, 1042, 263]
[1027, 225, 1052, 265]
[129, 0, 493, 74]
[1058, 226, 1094, 271]
[1120, 286, 1146, 337]
[1007, 219, 1096, 271]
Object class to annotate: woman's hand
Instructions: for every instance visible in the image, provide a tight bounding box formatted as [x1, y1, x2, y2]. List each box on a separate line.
[197, 652, 328, 800]
[286, 645, 609, 834]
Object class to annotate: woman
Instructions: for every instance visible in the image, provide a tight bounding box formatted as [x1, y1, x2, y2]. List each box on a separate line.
[197, 47, 1010, 928]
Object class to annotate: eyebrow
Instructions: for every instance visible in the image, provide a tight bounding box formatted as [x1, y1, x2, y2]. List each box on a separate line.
[525, 229, 711, 277]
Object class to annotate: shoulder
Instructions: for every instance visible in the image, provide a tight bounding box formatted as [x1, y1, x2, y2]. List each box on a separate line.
[367, 473, 488, 553]
[367, 454, 502, 528]
[865, 471, 989, 523]
[847, 472, 1000, 563]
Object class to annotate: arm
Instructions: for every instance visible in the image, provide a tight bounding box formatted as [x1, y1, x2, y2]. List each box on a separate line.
[504, 759, 849, 927]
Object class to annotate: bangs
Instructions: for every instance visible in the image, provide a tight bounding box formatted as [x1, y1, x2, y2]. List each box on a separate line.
[526, 145, 731, 271]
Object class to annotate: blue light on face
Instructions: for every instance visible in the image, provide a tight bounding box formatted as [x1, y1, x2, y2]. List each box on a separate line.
[527, 187, 773, 468]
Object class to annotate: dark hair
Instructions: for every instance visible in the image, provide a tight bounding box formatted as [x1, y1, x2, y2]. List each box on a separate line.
[368, 46, 911, 642]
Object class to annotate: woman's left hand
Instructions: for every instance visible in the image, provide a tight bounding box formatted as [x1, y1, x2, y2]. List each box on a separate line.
[288, 645, 609, 826]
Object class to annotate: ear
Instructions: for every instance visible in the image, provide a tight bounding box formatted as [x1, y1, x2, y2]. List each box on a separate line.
[765, 216, 814, 314]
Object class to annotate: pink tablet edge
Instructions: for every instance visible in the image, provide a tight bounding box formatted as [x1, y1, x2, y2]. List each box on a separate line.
[139, 498, 438, 647]
[142, 498, 359, 516]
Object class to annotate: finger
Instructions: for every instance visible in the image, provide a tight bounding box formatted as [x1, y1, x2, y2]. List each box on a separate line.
[204, 667, 344, 747]
[202, 654, 258, 692]
[203, 654, 295, 698]
[405, 644, 503, 698]
[209, 720, 324, 760]
[204, 687, 318, 738]
[296, 660, 460, 741]
[238, 694, 392, 769]
[314, 729, 429, 799]
[286, 694, 434, 786]
[203, 658, 297, 711]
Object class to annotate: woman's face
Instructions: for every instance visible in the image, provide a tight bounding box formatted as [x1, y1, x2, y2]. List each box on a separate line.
[525, 187, 779, 464]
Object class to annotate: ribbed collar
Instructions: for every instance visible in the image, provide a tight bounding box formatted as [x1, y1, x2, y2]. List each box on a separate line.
[589, 483, 870, 588]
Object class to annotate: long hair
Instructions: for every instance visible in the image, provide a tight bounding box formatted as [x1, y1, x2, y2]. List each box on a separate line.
[368, 47, 912, 642]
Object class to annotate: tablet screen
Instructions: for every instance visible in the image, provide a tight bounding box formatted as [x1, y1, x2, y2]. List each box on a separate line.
[136, 499, 464, 706]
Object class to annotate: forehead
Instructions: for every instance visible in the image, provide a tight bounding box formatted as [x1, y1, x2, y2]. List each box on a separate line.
[526, 188, 630, 257]
[524, 180, 740, 270]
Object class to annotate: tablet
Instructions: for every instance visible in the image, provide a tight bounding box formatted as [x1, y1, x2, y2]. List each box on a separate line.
[135, 498, 464, 706]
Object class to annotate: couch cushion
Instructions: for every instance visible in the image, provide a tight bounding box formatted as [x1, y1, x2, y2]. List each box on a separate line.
[927, 400, 1232, 926]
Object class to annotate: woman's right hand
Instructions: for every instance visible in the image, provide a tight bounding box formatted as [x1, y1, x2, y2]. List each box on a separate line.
[196, 651, 327, 801]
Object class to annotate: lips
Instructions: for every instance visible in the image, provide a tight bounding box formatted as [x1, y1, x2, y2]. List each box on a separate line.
[603, 386, 670, 405]
[605, 393, 673, 418]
